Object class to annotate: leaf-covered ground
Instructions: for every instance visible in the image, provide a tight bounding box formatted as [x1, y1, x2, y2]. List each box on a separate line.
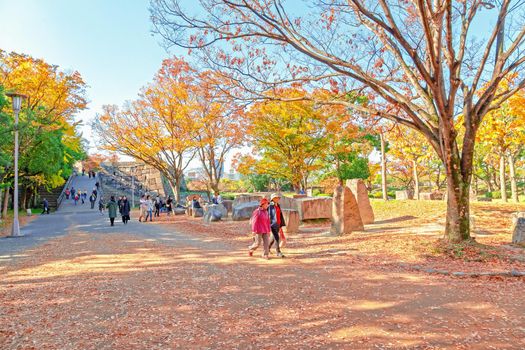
[1, 200, 524, 349]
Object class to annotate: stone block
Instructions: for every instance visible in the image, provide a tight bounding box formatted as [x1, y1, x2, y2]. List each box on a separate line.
[296, 197, 332, 221]
[204, 205, 223, 222]
[192, 207, 204, 218]
[330, 185, 363, 235]
[232, 201, 260, 221]
[346, 179, 374, 224]
[419, 192, 432, 200]
[233, 194, 265, 208]
[512, 212, 525, 244]
[282, 209, 300, 235]
[395, 190, 414, 200]
[173, 208, 186, 215]
[222, 199, 233, 214]
[278, 196, 297, 210]
[205, 203, 227, 218]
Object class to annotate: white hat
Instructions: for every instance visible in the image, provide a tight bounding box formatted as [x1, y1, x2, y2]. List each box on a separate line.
[270, 193, 281, 200]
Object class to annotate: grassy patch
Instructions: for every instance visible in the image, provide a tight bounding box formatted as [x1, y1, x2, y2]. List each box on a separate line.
[370, 199, 446, 221]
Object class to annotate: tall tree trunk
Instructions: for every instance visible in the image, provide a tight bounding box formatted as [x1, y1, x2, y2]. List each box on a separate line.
[499, 155, 507, 202]
[412, 159, 419, 200]
[444, 151, 471, 243]
[380, 132, 388, 200]
[509, 153, 518, 202]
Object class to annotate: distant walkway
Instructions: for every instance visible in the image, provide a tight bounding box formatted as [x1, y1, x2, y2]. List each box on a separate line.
[0, 174, 229, 263]
[58, 174, 98, 213]
[0, 175, 98, 262]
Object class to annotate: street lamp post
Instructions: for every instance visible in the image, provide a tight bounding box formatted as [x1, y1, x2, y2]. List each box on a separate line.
[6, 92, 27, 237]
[131, 166, 136, 208]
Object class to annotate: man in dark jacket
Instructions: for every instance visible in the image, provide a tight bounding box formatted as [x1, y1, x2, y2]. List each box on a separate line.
[42, 198, 50, 214]
[268, 193, 286, 258]
[120, 196, 131, 224]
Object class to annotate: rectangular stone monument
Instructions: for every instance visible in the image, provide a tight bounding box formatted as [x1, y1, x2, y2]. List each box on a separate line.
[346, 179, 374, 224]
[295, 197, 332, 221]
[395, 190, 414, 200]
[282, 209, 300, 235]
[330, 185, 363, 236]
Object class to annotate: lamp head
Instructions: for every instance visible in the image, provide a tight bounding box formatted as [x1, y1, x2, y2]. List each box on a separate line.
[5, 92, 27, 113]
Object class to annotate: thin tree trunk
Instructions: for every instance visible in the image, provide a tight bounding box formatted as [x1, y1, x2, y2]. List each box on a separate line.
[2, 187, 10, 219]
[412, 160, 419, 200]
[499, 155, 507, 202]
[380, 132, 388, 200]
[509, 153, 518, 202]
[22, 186, 27, 210]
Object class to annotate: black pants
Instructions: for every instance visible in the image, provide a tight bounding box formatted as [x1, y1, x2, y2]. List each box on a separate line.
[122, 215, 129, 224]
[90, 201, 95, 209]
[42, 208, 49, 214]
[269, 226, 282, 253]
[110, 217, 115, 226]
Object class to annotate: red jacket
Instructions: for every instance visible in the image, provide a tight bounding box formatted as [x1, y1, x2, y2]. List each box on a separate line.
[251, 208, 270, 234]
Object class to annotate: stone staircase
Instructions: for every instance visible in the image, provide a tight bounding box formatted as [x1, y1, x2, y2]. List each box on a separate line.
[98, 164, 160, 207]
[37, 186, 63, 210]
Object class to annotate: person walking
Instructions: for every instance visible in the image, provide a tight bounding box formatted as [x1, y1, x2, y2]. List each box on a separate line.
[145, 195, 154, 222]
[65, 188, 70, 200]
[117, 196, 123, 216]
[268, 193, 286, 258]
[154, 197, 161, 217]
[139, 195, 146, 222]
[42, 198, 50, 214]
[106, 196, 118, 226]
[166, 196, 173, 216]
[74, 193, 79, 205]
[89, 193, 97, 209]
[99, 197, 105, 215]
[121, 196, 131, 224]
[70, 187, 76, 200]
[248, 198, 271, 259]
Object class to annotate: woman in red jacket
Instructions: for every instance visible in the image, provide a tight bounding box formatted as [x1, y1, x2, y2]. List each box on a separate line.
[248, 198, 271, 259]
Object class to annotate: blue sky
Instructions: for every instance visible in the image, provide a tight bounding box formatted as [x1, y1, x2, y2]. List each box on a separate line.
[0, 0, 180, 151]
[0, 0, 498, 170]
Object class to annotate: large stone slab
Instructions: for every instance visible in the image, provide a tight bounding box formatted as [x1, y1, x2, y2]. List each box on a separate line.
[232, 201, 260, 221]
[296, 197, 332, 221]
[512, 212, 525, 244]
[232, 194, 265, 208]
[282, 209, 300, 235]
[331, 185, 363, 235]
[395, 190, 414, 200]
[346, 179, 374, 224]
[205, 203, 227, 218]
[173, 208, 186, 215]
[203, 204, 223, 223]
[192, 207, 204, 218]
[222, 199, 233, 214]
[278, 196, 297, 211]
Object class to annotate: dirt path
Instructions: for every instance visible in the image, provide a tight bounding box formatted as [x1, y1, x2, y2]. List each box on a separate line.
[1, 222, 524, 349]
